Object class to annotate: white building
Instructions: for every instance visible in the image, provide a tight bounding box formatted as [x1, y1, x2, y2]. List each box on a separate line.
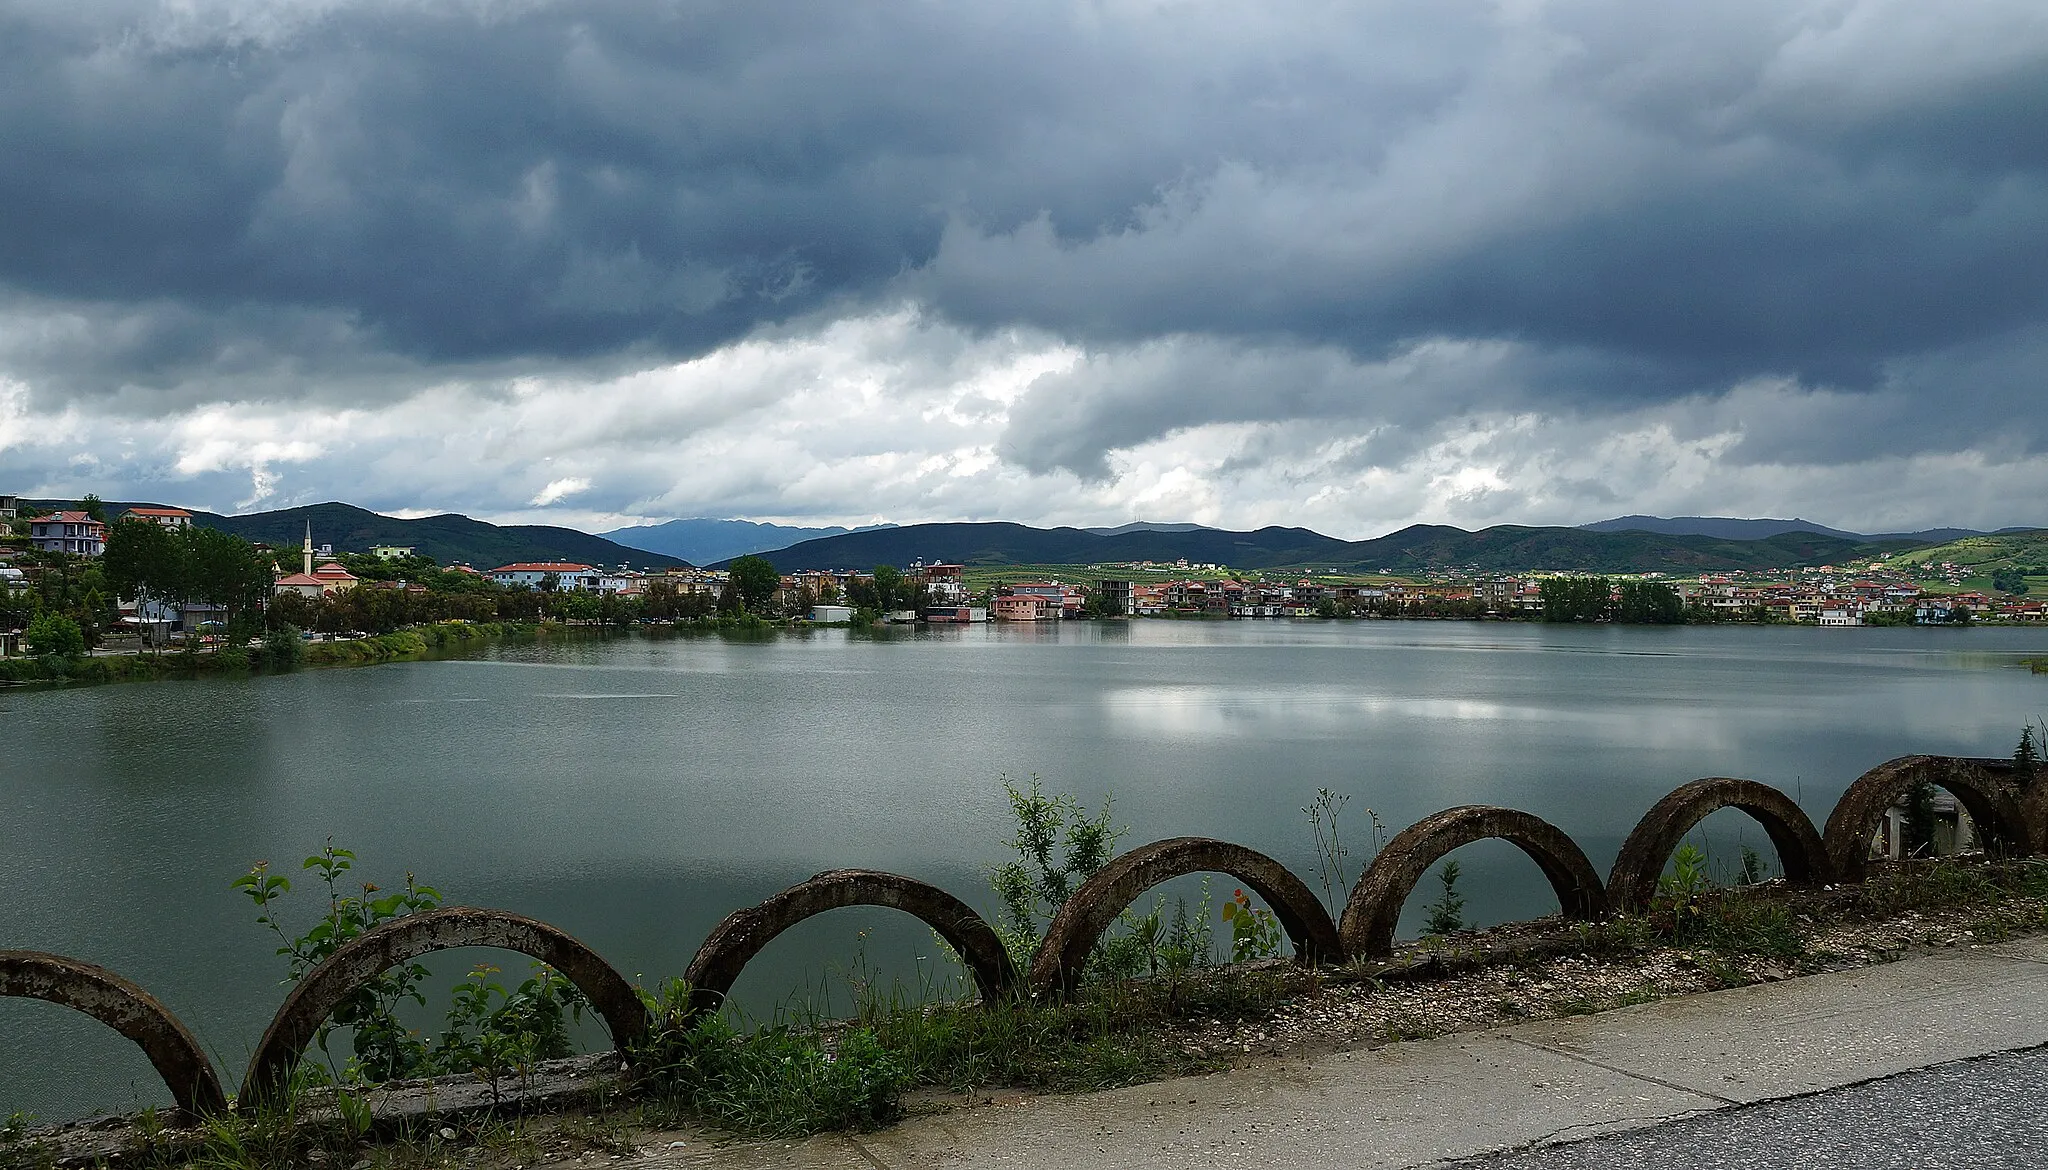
[120, 506, 194, 530]
[491, 562, 603, 590]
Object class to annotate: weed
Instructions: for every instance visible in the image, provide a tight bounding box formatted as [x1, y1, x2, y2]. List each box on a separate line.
[1692, 893, 1804, 960]
[1656, 842, 1712, 940]
[1221, 888, 1282, 961]
[986, 776, 1126, 967]
[632, 985, 907, 1138]
[231, 842, 585, 1086]
[1303, 788, 1359, 917]
[1421, 860, 1468, 936]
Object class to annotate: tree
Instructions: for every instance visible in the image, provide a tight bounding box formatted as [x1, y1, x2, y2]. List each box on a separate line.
[1540, 576, 1612, 622]
[103, 518, 187, 650]
[26, 611, 85, 659]
[79, 493, 106, 522]
[1615, 580, 1684, 624]
[786, 583, 817, 618]
[2018, 726, 2040, 789]
[728, 555, 780, 615]
[267, 590, 322, 631]
[871, 564, 904, 612]
[180, 525, 274, 632]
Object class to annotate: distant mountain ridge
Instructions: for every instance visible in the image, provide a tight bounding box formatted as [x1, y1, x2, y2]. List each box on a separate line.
[40, 501, 692, 569]
[601, 517, 894, 564]
[1083, 521, 1216, 536]
[1583, 515, 1992, 543]
[720, 520, 1936, 574]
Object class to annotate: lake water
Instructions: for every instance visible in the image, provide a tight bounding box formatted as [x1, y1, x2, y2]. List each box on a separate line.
[5, 620, 2047, 1119]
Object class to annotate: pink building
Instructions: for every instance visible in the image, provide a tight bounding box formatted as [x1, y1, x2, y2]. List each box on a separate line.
[992, 594, 1051, 621]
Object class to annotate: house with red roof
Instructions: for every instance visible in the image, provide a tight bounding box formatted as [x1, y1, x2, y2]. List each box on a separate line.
[29, 511, 106, 556]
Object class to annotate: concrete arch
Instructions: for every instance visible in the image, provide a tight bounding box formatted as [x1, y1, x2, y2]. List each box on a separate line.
[1824, 755, 2032, 883]
[0, 951, 227, 1117]
[1340, 806, 1605, 958]
[1029, 837, 1341, 996]
[685, 870, 1017, 1016]
[240, 907, 646, 1105]
[1607, 777, 1832, 912]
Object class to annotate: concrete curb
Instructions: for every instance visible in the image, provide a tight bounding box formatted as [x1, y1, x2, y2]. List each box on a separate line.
[623, 936, 2048, 1168]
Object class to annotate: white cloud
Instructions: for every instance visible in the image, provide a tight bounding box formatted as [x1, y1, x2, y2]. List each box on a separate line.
[0, 310, 2042, 537]
[529, 477, 591, 507]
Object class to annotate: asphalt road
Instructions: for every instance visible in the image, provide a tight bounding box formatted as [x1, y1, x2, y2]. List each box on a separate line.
[1457, 1044, 2048, 1169]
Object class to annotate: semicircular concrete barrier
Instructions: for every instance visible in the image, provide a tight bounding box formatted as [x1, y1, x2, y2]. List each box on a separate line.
[1824, 755, 2030, 883]
[0, 951, 227, 1117]
[1340, 806, 1606, 958]
[685, 869, 1017, 1016]
[1029, 837, 1341, 996]
[1607, 777, 1832, 912]
[239, 907, 647, 1105]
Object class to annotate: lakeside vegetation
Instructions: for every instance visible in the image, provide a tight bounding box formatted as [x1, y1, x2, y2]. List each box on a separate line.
[0, 621, 525, 685]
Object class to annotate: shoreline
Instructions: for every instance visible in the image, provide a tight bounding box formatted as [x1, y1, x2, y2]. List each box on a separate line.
[5, 616, 2046, 691]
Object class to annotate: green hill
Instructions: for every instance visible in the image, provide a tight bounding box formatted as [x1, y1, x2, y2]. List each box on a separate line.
[19, 499, 688, 570]
[1884, 530, 2048, 595]
[193, 502, 689, 569]
[1885, 530, 2048, 570]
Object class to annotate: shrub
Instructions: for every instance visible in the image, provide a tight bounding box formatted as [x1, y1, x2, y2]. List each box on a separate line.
[263, 625, 305, 669]
[232, 844, 583, 1085]
[25, 612, 84, 658]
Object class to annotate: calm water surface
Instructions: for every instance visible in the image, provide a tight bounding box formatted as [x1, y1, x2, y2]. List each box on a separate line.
[5, 621, 2047, 1118]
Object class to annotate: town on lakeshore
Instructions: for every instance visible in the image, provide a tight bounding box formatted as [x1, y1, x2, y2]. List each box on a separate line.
[3, 493, 2044, 667]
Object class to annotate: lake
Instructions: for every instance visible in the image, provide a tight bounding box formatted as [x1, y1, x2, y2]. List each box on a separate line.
[5, 620, 2047, 1120]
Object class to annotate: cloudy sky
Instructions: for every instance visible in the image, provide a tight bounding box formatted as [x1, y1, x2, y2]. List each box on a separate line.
[2, 0, 2045, 537]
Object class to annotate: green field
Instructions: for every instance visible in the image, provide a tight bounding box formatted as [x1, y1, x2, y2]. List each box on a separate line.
[1881, 530, 2048, 596]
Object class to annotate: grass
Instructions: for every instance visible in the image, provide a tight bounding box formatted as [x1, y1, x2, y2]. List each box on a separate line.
[627, 967, 1307, 1140]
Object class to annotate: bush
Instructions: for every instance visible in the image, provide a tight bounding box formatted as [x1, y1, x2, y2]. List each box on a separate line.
[25, 612, 85, 658]
[262, 625, 305, 669]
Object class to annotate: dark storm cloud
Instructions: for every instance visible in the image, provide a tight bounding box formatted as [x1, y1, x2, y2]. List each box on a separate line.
[2, 0, 2045, 478]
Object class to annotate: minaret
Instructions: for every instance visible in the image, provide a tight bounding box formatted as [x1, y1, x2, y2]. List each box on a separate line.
[303, 522, 314, 577]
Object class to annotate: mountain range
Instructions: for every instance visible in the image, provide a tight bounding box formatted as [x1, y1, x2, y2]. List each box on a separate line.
[717, 520, 1961, 575]
[601, 517, 895, 565]
[20, 499, 2040, 577]
[1580, 515, 1995, 543]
